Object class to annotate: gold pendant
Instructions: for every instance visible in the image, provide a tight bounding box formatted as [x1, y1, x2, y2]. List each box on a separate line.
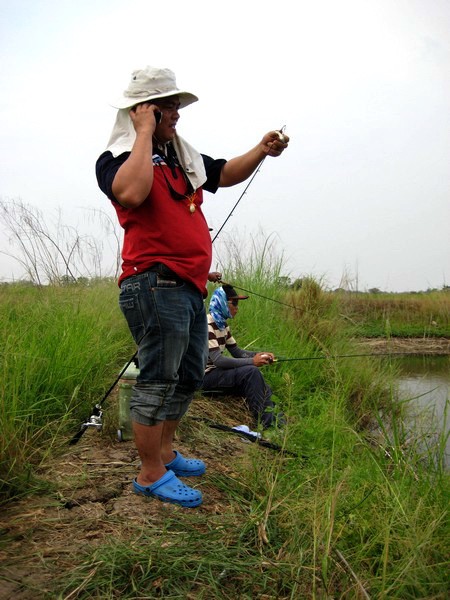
[187, 192, 197, 213]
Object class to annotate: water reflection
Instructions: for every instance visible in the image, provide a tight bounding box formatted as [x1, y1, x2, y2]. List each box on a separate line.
[396, 355, 449, 468]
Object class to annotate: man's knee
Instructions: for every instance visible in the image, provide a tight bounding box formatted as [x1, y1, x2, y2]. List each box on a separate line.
[242, 365, 267, 387]
[165, 384, 195, 420]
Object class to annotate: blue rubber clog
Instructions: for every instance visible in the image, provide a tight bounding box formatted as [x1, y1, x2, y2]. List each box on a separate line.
[165, 451, 206, 477]
[133, 470, 202, 507]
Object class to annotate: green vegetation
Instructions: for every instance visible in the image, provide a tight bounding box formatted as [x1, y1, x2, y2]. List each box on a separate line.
[0, 251, 449, 597]
[0, 280, 133, 500]
[335, 289, 450, 337]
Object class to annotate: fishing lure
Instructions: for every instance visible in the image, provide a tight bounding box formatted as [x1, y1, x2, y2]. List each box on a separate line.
[276, 125, 287, 143]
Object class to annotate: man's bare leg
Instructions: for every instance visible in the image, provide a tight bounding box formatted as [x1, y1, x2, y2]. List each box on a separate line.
[161, 419, 179, 464]
[133, 421, 167, 486]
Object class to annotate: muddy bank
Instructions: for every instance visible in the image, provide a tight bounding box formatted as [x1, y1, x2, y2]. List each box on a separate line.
[355, 337, 450, 355]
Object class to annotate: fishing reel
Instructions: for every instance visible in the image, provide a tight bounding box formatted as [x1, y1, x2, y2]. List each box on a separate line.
[69, 404, 103, 445]
[83, 404, 103, 430]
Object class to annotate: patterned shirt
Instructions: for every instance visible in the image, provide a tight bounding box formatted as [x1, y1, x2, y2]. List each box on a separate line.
[205, 314, 255, 373]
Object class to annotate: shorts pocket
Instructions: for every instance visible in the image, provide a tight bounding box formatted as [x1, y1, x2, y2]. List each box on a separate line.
[119, 293, 145, 343]
[155, 273, 185, 289]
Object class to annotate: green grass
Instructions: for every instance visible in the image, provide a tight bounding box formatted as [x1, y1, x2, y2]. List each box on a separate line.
[0, 256, 449, 598]
[56, 398, 449, 598]
[0, 280, 134, 501]
[334, 289, 450, 337]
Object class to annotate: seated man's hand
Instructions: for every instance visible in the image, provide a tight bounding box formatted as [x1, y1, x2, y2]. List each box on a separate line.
[208, 271, 222, 282]
[253, 352, 275, 367]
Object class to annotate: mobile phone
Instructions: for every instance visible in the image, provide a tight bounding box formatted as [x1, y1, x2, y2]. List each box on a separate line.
[131, 104, 162, 124]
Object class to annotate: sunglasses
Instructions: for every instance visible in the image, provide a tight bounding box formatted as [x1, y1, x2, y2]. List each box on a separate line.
[228, 299, 239, 307]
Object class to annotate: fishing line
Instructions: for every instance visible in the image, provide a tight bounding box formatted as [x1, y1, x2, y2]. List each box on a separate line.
[211, 159, 266, 244]
[209, 125, 309, 311]
[219, 280, 302, 311]
[216, 280, 450, 357]
[211, 126, 286, 244]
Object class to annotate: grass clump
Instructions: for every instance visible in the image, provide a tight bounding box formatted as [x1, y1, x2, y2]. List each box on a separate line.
[0, 280, 133, 502]
[58, 516, 297, 599]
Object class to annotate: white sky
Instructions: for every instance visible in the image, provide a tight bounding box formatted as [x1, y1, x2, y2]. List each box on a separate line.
[1, 0, 449, 291]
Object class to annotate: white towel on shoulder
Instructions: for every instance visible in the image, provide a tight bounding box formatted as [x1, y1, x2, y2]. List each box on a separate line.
[105, 109, 207, 190]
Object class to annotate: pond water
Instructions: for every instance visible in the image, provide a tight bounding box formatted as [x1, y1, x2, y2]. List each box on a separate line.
[396, 355, 449, 468]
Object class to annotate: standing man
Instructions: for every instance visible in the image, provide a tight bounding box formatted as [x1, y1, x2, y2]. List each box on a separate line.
[95, 65, 289, 507]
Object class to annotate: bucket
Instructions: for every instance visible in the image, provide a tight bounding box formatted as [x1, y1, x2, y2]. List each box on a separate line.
[117, 361, 140, 442]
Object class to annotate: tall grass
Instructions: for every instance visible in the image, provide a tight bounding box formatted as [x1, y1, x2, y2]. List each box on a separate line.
[198, 237, 448, 596]
[1, 240, 448, 597]
[0, 280, 133, 501]
[336, 289, 450, 337]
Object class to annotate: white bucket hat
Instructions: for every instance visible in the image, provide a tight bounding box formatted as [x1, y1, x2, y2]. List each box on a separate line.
[110, 66, 198, 109]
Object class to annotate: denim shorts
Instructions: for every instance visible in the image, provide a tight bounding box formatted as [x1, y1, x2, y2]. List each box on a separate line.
[119, 268, 208, 425]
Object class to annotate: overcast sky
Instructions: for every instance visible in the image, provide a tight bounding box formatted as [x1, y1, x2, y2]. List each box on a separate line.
[1, 0, 449, 291]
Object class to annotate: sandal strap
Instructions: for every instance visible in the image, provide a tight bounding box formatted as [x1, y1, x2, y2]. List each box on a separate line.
[147, 469, 176, 492]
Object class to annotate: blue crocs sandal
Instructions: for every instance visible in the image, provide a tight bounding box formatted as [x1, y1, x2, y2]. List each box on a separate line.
[165, 451, 206, 477]
[133, 470, 202, 507]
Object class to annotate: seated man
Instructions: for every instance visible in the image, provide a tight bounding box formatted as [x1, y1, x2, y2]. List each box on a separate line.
[202, 284, 283, 429]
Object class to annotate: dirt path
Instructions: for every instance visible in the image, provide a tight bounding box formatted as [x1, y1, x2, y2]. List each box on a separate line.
[0, 396, 257, 599]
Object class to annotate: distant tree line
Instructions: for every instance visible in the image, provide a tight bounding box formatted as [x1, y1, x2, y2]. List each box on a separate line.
[276, 276, 450, 295]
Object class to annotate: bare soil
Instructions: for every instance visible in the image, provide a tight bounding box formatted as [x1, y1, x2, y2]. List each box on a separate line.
[0, 394, 257, 599]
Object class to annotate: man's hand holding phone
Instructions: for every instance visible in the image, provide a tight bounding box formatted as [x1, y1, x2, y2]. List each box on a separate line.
[130, 102, 162, 133]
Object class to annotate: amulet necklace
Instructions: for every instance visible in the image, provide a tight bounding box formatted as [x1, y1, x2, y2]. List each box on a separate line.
[156, 153, 198, 214]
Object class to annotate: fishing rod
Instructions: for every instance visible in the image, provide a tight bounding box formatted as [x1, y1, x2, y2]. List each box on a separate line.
[69, 350, 138, 445]
[211, 126, 286, 244]
[211, 160, 266, 244]
[190, 416, 300, 458]
[272, 351, 437, 363]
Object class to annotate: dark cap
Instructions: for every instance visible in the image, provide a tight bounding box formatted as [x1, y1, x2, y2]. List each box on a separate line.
[222, 284, 249, 300]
